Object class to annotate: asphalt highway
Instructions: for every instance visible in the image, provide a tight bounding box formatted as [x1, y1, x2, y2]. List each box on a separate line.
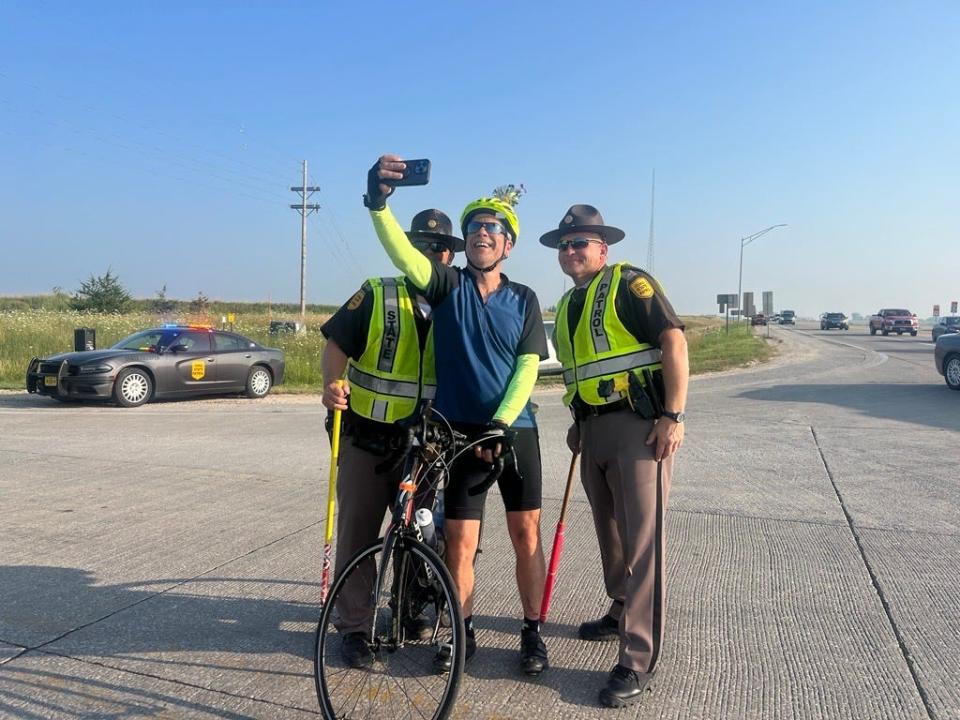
[1, 322, 957, 719]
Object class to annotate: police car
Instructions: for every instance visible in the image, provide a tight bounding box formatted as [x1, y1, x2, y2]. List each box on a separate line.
[26, 325, 285, 407]
[540, 321, 563, 376]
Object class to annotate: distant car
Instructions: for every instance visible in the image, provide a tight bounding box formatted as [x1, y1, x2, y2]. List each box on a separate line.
[935, 333, 960, 390]
[540, 321, 563, 376]
[820, 312, 849, 330]
[932, 316, 960, 342]
[26, 325, 285, 407]
[778, 310, 796, 325]
[751, 314, 768, 326]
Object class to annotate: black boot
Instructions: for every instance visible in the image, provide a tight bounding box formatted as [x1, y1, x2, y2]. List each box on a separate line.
[340, 632, 374, 669]
[598, 664, 652, 708]
[578, 613, 619, 641]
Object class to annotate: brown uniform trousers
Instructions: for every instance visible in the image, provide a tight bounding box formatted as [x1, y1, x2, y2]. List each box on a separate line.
[331, 439, 400, 635]
[580, 409, 672, 674]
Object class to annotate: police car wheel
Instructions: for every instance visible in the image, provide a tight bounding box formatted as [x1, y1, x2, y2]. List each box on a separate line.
[245, 366, 272, 398]
[113, 368, 152, 407]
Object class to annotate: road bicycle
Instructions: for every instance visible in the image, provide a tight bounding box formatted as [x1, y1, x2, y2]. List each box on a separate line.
[314, 406, 506, 720]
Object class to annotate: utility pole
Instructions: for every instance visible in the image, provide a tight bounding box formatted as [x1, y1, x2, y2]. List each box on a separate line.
[290, 160, 321, 325]
[646, 169, 656, 273]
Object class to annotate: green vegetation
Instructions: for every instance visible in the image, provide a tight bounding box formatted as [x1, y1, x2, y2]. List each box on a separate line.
[685, 318, 775, 374]
[70, 269, 132, 313]
[0, 301, 773, 392]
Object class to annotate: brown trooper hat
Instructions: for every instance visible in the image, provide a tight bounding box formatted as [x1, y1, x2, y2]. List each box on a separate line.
[538, 204, 626, 248]
[407, 209, 465, 253]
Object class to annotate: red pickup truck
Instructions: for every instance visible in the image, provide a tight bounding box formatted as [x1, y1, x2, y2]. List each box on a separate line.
[869, 308, 918, 336]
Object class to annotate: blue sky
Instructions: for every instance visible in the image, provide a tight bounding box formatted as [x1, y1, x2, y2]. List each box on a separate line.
[1, 1, 958, 318]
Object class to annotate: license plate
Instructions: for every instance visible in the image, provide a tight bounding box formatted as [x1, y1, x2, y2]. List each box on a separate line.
[44, 376, 57, 387]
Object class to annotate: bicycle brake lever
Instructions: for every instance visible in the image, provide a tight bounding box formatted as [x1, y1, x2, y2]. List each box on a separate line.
[468, 455, 505, 496]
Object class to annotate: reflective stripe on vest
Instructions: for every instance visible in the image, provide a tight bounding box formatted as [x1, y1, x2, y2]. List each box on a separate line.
[555, 262, 664, 406]
[347, 277, 433, 423]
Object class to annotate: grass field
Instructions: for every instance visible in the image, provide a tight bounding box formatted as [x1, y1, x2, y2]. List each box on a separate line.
[0, 306, 773, 391]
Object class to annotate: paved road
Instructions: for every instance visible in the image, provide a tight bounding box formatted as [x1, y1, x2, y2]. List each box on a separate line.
[1, 322, 958, 719]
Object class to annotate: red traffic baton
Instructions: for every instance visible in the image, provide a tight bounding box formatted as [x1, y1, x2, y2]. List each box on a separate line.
[539, 449, 579, 622]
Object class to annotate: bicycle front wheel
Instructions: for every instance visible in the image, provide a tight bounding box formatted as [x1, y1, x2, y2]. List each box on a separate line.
[314, 537, 465, 720]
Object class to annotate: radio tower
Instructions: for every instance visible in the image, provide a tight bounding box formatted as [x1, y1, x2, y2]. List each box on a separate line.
[646, 169, 656, 273]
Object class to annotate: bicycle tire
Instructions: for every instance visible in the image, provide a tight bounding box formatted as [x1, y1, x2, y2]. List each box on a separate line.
[314, 537, 465, 720]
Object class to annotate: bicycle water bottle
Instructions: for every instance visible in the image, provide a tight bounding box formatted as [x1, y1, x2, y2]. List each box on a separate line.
[415, 508, 436, 548]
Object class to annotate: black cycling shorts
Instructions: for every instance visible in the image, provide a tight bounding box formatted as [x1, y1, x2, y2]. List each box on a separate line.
[443, 424, 542, 521]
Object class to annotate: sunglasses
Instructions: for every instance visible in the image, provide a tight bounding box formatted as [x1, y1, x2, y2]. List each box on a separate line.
[557, 237, 603, 251]
[412, 240, 450, 253]
[466, 220, 506, 236]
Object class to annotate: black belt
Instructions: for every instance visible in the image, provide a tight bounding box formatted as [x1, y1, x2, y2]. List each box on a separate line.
[572, 398, 631, 420]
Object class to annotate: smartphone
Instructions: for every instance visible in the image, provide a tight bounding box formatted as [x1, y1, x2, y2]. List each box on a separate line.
[389, 158, 431, 186]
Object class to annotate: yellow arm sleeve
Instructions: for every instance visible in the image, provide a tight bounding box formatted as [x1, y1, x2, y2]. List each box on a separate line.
[493, 353, 540, 426]
[370, 206, 432, 290]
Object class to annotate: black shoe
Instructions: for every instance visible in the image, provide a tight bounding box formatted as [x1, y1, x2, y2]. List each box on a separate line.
[598, 664, 652, 708]
[432, 634, 476, 673]
[340, 632, 374, 669]
[520, 629, 549, 676]
[578, 614, 619, 641]
[402, 613, 434, 641]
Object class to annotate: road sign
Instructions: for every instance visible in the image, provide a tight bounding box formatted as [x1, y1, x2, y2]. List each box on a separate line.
[762, 291, 774, 317]
[934, 305, 940, 317]
[952, 301, 958, 314]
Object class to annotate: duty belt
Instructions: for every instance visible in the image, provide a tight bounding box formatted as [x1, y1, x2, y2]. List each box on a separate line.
[571, 397, 631, 421]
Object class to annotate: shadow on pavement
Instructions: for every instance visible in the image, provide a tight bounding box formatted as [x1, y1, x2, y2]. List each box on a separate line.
[738, 383, 960, 431]
[0, 664, 254, 719]
[1, 566, 319, 663]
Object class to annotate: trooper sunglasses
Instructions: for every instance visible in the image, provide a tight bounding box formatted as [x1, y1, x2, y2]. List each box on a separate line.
[412, 240, 450, 253]
[466, 220, 506, 235]
[557, 237, 603, 251]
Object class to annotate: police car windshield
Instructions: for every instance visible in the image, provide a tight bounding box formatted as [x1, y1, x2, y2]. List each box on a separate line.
[112, 329, 180, 352]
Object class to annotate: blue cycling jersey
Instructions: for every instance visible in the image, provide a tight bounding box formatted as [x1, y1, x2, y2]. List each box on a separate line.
[424, 265, 547, 428]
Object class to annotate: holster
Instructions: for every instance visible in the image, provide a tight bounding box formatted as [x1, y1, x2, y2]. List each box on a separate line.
[626, 372, 657, 420]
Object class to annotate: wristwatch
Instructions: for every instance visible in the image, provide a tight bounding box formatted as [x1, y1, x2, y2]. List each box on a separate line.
[661, 409, 685, 423]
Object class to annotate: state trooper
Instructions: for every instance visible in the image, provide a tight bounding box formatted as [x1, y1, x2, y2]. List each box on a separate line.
[539, 204, 689, 708]
[320, 209, 462, 668]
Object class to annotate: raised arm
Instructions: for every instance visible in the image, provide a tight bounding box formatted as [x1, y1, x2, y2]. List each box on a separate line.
[365, 155, 433, 291]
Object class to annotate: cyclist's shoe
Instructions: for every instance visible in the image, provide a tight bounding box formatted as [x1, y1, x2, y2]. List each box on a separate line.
[432, 634, 476, 673]
[578, 613, 619, 641]
[402, 613, 434, 642]
[340, 632, 374, 669]
[520, 628, 549, 676]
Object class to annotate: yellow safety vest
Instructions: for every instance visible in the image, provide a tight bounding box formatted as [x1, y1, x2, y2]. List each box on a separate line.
[347, 277, 435, 423]
[555, 263, 663, 407]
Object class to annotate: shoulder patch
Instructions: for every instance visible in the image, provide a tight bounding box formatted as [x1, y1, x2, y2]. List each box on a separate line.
[629, 276, 655, 299]
[346, 289, 366, 310]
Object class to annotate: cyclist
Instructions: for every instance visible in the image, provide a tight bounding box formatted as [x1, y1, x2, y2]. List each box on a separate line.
[320, 208, 462, 667]
[363, 156, 551, 677]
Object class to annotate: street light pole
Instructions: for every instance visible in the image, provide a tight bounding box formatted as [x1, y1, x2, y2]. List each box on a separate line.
[737, 224, 787, 320]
